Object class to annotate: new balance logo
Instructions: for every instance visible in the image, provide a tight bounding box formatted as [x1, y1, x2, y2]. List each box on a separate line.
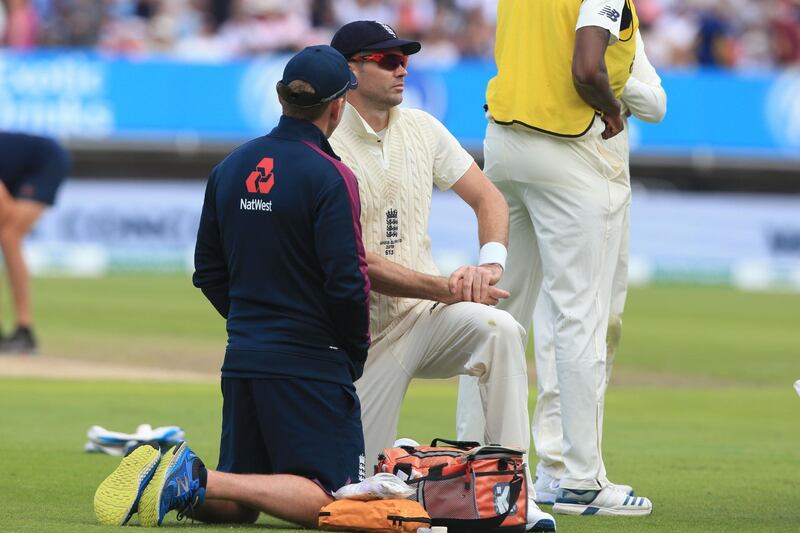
[599, 6, 620, 21]
[246, 157, 275, 194]
[176, 475, 189, 496]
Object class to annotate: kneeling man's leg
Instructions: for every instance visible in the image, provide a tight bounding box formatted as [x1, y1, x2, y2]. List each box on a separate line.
[414, 303, 530, 451]
[161, 378, 362, 529]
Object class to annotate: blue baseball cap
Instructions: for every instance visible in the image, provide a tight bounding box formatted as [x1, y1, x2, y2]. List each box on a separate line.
[277, 45, 358, 107]
[331, 20, 422, 59]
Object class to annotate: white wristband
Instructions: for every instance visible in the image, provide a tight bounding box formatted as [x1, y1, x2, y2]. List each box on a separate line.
[479, 242, 507, 270]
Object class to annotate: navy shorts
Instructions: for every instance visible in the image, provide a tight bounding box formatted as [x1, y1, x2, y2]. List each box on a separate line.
[217, 377, 365, 493]
[0, 132, 69, 206]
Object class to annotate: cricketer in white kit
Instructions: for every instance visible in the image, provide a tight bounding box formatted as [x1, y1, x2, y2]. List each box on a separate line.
[458, 28, 667, 506]
[328, 19, 556, 532]
[457, 0, 664, 517]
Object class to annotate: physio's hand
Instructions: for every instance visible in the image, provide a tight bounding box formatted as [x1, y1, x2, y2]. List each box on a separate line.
[447, 264, 507, 304]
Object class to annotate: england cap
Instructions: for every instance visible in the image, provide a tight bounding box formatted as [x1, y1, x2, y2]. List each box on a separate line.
[331, 20, 422, 59]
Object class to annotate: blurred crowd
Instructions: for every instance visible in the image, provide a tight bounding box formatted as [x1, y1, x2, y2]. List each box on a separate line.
[1, 0, 799, 69]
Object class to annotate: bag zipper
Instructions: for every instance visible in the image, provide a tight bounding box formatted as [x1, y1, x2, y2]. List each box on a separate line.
[474, 469, 525, 476]
[387, 515, 432, 524]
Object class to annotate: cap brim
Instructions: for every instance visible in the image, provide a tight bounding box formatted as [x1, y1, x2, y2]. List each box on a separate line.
[364, 38, 421, 56]
[348, 70, 358, 90]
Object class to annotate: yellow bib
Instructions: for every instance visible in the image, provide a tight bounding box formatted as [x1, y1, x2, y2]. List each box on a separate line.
[486, 0, 638, 137]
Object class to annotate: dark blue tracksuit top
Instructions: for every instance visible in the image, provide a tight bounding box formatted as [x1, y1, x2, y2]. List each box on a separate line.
[193, 116, 371, 385]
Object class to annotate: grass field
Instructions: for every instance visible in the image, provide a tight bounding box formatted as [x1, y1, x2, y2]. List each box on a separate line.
[1, 275, 799, 532]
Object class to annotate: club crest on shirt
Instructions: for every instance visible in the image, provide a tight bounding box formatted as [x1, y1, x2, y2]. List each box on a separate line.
[381, 208, 402, 255]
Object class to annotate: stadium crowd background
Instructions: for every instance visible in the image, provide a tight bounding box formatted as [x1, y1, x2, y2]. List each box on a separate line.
[1, 0, 799, 69]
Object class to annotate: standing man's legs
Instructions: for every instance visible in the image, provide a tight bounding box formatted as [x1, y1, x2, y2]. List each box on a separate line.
[528, 149, 627, 491]
[489, 123, 628, 490]
[456, 175, 542, 443]
[604, 129, 632, 389]
[0, 198, 46, 329]
[0, 134, 68, 353]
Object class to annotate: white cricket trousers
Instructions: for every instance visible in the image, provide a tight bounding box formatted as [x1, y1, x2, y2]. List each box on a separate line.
[458, 120, 630, 490]
[355, 300, 530, 475]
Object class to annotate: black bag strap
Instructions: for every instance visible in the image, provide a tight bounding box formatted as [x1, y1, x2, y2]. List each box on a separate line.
[497, 474, 523, 523]
[430, 438, 482, 450]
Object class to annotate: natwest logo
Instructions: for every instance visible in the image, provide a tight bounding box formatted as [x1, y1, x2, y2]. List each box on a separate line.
[245, 157, 275, 194]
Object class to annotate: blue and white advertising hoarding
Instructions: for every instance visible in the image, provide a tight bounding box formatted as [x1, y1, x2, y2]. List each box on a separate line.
[26, 182, 800, 291]
[1, 51, 799, 159]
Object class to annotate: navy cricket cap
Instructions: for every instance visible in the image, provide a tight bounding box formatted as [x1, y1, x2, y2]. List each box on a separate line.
[277, 45, 358, 107]
[331, 20, 422, 59]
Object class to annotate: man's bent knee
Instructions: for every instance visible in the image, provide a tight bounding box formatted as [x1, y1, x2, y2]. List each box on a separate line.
[462, 307, 528, 379]
[470, 306, 526, 343]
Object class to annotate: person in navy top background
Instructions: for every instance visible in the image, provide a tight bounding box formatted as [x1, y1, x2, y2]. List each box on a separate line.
[93, 45, 370, 530]
[0, 132, 69, 355]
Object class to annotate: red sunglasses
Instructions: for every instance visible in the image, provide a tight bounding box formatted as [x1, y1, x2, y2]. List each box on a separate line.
[351, 52, 409, 71]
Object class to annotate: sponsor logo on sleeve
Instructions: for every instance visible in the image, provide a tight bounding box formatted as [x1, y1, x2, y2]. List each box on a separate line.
[599, 5, 621, 21]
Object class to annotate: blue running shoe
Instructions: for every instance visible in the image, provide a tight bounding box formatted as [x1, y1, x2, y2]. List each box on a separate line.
[94, 443, 161, 525]
[138, 442, 207, 526]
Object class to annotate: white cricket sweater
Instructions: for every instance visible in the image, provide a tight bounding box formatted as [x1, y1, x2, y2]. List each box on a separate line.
[330, 103, 473, 341]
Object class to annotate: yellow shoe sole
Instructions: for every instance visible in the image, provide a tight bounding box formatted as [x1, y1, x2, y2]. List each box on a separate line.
[138, 444, 183, 527]
[94, 445, 161, 526]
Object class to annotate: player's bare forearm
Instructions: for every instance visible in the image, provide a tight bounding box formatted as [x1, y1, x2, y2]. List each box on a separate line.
[366, 251, 453, 303]
[572, 26, 621, 117]
[451, 162, 509, 246]
[474, 192, 508, 248]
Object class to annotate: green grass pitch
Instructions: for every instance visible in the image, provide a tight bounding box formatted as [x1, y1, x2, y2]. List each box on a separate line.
[1, 276, 799, 532]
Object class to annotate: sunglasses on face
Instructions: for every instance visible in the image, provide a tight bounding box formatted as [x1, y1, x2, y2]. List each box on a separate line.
[351, 52, 409, 71]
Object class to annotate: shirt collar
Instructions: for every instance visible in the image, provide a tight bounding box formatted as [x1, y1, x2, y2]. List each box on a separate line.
[269, 115, 339, 159]
[341, 102, 400, 141]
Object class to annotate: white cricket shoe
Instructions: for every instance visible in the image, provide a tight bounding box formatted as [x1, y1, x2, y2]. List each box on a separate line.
[532, 464, 561, 504]
[553, 486, 652, 516]
[533, 464, 634, 505]
[527, 499, 556, 531]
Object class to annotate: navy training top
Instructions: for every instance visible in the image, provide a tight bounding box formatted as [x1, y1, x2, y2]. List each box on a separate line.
[193, 116, 371, 384]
